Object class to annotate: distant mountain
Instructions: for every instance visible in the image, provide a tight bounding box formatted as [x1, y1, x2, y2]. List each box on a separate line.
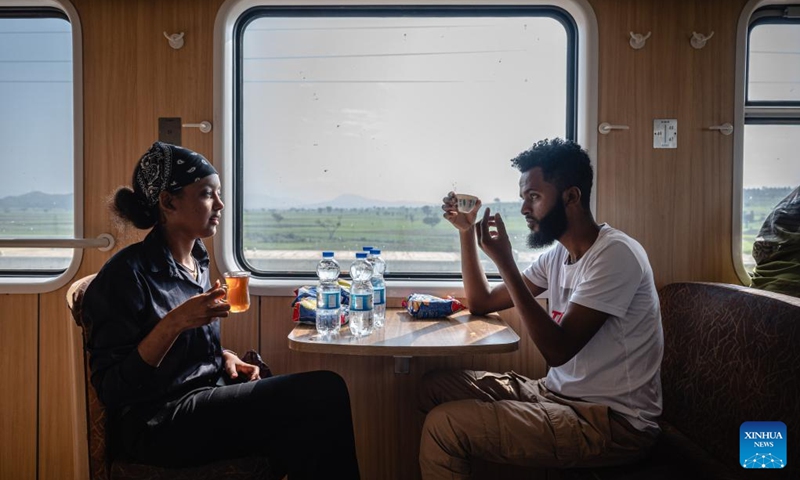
[0, 191, 72, 210]
[302, 194, 428, 209]
[244, 192, 428, 210]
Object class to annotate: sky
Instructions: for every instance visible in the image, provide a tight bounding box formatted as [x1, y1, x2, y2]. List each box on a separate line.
[240, 14, 567, 208]
[0, 13, 798, 202]
[743, 24, 800, 190]
[0, 18, 73, 197]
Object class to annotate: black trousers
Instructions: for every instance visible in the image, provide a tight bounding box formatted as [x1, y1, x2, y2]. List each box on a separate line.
[121, 370, 360, 479]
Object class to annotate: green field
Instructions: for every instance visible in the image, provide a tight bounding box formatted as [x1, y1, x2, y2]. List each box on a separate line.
[0, 208, 73, 237]
[0, 187, 793, 272]
[242, 203, 528, 253]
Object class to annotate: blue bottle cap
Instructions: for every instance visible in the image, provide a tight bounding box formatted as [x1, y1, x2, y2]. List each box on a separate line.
[322, 251, 334, 257]
[356, 252, 368, 259]
[370, 249, 381, 255]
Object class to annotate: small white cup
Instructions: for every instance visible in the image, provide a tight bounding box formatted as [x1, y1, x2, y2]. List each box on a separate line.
[455, 193, 479, 213]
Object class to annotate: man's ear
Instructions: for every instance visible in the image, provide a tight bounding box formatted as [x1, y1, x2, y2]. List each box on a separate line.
[563, 186, 582, 207]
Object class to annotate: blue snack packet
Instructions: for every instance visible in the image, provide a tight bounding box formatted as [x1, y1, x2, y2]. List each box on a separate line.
[403, 293, 466, 319]
[291, 280, 352, 324]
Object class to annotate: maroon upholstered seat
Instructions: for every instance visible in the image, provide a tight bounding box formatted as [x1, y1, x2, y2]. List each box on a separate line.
[67, 274, 280, 480]
[657, 282, 800, 479]
[565, 282, 800, 480]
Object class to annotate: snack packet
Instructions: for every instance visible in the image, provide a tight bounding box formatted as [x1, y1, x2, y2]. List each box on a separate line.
[291, 279, 351, 325]
[402, 293, 465, 319]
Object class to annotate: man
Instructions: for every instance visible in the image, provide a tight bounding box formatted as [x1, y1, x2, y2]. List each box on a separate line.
[751, 184, 800, 297]
[419, 138, 663, 479]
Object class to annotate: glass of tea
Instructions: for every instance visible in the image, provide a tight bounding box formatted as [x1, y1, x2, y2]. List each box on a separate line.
[223, 271, 251, 313]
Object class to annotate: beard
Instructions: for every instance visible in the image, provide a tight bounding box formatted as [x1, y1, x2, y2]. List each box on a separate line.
[527, 196, 568, 249]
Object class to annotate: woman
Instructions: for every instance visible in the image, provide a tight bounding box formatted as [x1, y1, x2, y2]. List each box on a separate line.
[83, 142, 360, 478]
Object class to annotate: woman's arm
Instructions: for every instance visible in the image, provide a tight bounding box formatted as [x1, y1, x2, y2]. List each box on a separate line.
[136, 280, 229, 366]
[85, 268, 229, 409]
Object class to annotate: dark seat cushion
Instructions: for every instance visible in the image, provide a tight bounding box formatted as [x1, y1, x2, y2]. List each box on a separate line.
[565, 283, 800, 480]
[565, 421, 790, 480]
[659, 282, 800, 477]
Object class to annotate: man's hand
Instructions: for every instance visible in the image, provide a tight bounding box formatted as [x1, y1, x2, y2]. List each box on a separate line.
[441, 191, 482, 232]
[223, 350, 260, 382]
[476, 208, 516, 270]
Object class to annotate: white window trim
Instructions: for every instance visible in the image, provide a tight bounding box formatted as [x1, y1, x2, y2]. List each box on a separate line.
[0, 0, 84, 294]
[732, 0, 799, 285]
[213, 0, 598, 297]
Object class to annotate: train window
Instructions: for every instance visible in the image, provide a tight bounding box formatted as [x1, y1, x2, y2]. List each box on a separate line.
[736, 5, 800, 279]
[216, 2, 596, 290]
[0, 2, 82, 292]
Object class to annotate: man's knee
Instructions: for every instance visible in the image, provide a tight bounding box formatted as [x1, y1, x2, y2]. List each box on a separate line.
[420, 401, 491, 479]
[421, 401, 483, 456]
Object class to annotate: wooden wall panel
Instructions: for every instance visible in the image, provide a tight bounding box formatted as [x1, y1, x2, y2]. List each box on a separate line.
[0, 295, 37, 480]
[38, 288, 88, 480]
[78, 0, 154, 255]
[687, 0, 741, 284]
[595, 0, 746, 287]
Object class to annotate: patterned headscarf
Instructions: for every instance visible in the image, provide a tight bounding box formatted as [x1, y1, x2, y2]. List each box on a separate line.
[133, 142, 218, 207]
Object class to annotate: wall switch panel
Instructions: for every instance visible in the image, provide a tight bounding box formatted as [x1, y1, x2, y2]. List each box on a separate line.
[653, 119, 677, 149]
[158, 117, 182, 145]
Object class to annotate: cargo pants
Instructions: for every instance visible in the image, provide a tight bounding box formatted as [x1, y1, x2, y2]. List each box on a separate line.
[418, 369, 658, 480]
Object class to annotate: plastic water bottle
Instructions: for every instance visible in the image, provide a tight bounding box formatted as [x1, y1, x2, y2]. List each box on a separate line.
[316, 251, 341, 337]
[370, 248, 386, 328]
[362, 246, 374, 258]
[349, 252, 374, 337]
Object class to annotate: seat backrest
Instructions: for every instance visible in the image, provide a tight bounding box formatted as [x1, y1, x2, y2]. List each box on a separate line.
[659, 282, 800, 474]
[66, 274, 110, 480]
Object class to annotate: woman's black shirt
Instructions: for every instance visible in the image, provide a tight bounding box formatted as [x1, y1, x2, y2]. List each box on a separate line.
[83, 226, 223, 425]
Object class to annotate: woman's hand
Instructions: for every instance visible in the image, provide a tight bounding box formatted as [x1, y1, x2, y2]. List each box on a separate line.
[166, 280, 231, 332]
[222, 350, 260, 382]
[441, 191, 482, 232]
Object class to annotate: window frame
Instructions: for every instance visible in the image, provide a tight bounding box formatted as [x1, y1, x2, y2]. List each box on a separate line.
[733, 0, 800, 285]
[214, 0, 598, 297]
[0, 0, 84, 294]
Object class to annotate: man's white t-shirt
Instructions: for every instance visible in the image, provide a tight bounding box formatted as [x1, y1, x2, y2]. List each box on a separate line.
[522, 224, 663, 434]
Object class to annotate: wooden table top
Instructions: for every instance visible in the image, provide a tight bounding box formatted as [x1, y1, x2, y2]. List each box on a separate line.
[288, 308, 520, 357]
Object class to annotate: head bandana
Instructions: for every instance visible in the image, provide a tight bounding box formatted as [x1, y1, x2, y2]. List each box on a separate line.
[134, 142, 218, 207]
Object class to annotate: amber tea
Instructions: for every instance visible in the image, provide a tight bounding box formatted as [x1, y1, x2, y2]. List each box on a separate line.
[224, 271, 250, 313]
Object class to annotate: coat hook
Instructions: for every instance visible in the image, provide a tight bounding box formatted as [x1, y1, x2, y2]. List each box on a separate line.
[690, 31, 714, 49]
[164, 31, 185, 50]
[629, 31, 651, 50]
